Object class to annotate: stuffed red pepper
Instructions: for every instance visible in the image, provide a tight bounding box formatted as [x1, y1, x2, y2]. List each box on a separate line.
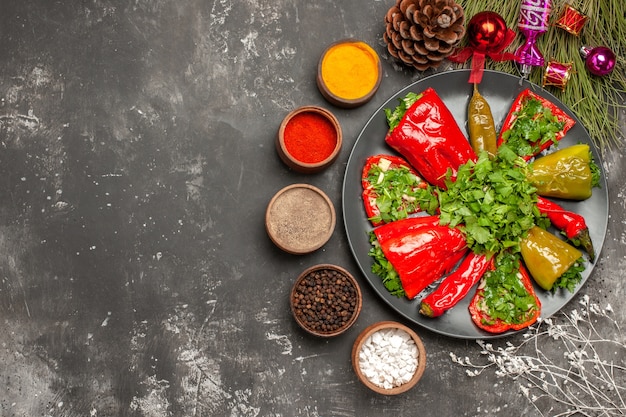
[469, 252, 541, 334]
[361, 154, 436, 226]
[385, 87, 476, 188]
[419, 252, 492, 318]
[369, 215, 468, 300]
[498, 89, 575, 160]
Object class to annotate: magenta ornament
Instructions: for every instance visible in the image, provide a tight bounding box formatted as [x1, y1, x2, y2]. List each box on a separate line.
[580, 46, 616, 76]
[515, 0, 552, 77]
[543, 60, 573, 90]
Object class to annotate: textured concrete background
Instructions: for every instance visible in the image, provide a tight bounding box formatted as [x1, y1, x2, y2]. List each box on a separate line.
[0, 1, 624, 416]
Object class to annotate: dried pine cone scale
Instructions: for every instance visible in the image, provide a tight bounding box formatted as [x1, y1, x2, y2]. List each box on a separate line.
[409, 25, 423, 41]
[399, 21, 412, 39]
[384, 0, 465, 71]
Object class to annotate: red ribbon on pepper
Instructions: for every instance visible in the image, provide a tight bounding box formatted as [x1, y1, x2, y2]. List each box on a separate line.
[385, 87, 476, 189]
[373, 215, 468, 300]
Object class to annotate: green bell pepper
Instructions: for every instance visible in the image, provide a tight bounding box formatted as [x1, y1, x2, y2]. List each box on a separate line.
[527, 144, 595, 200]
[520, 226, 583, 291]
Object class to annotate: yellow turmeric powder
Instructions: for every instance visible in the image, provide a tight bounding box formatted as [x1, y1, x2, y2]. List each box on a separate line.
[320, 41, 380, 100]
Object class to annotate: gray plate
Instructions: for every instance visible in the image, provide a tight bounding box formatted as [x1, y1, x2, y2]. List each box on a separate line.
[342, 69, 608, 339]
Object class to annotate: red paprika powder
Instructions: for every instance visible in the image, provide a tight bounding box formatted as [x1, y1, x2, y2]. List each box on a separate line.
[283, 111, 337, 164]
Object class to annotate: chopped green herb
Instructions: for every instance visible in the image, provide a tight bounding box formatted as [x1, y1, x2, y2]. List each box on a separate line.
[589, 150, 601, 188]
[365, 162, 438, 224]
[480, 252, 539, 325]
[438, 146, 546, 255]
[501, 97, 565, 158]
[553, 258, 585, 293]
[384, 92, 423, 132]
[368, 232, 405, 298]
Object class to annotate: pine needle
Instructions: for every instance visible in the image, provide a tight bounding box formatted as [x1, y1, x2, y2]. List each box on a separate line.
[454, 0, 626, 151]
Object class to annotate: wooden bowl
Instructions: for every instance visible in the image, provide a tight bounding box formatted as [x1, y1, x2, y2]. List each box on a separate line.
[316, 39, 383, 108]
[265, 184, 336, 255]
[352, 321, 426, 395]
[276, 106, 342, 174]
[290, 264, 362, 337]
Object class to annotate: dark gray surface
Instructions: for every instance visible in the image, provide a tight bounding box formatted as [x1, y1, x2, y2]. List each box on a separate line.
[0, 1, 624, 416]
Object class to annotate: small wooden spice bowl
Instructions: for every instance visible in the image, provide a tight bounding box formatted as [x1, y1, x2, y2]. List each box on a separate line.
[316, 39, 383, 109]
[276, 106, 342, 174]
[265, 184, 336, 255]
[290, 264, 362, 337]
[351, 321, 426, 395]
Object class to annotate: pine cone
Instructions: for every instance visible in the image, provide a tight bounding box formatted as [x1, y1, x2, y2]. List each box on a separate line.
[384, 0, 465, 71]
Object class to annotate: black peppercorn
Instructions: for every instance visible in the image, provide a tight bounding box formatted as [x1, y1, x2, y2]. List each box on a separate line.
[292, 267, 360, 335]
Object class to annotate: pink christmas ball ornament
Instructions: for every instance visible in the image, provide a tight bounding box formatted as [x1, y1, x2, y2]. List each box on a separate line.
[580, 46, 616, 77]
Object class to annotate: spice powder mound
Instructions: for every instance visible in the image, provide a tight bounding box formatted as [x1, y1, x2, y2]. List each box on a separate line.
[283, 112, 337, 164]
[267, 186, 334, 253]
[320, 41, 380, 100]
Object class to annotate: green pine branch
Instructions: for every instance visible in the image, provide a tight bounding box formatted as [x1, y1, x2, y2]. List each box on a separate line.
[454, 0, 626, 151]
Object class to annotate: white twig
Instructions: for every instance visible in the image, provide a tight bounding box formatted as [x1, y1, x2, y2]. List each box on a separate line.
[450, 295, 626, 416]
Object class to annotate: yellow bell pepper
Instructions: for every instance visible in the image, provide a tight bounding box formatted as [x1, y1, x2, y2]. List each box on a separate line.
[520, 226, 582, 291]
[527, 144, 593, 200]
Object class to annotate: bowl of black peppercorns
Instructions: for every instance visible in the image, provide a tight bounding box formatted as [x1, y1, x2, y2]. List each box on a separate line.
[290, 264, 362, 337]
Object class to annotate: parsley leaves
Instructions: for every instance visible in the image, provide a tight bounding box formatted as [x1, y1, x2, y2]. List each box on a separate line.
[365, 162, 438, 224]
[368, 232, 405, 298]
[384, 92, 423, 132]
[500, 97, 566, 158]
[480, 252, 539, 325]
[552, 257, 585, 292]
[438, 146, 547, 255]
[589, 149, 601, 188]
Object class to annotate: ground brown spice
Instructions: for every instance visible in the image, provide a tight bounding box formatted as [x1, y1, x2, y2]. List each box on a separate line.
[266, 186, 334, 253]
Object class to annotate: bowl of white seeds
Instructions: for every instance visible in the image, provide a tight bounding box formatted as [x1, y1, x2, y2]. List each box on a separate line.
[351, 321, 426, 395]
